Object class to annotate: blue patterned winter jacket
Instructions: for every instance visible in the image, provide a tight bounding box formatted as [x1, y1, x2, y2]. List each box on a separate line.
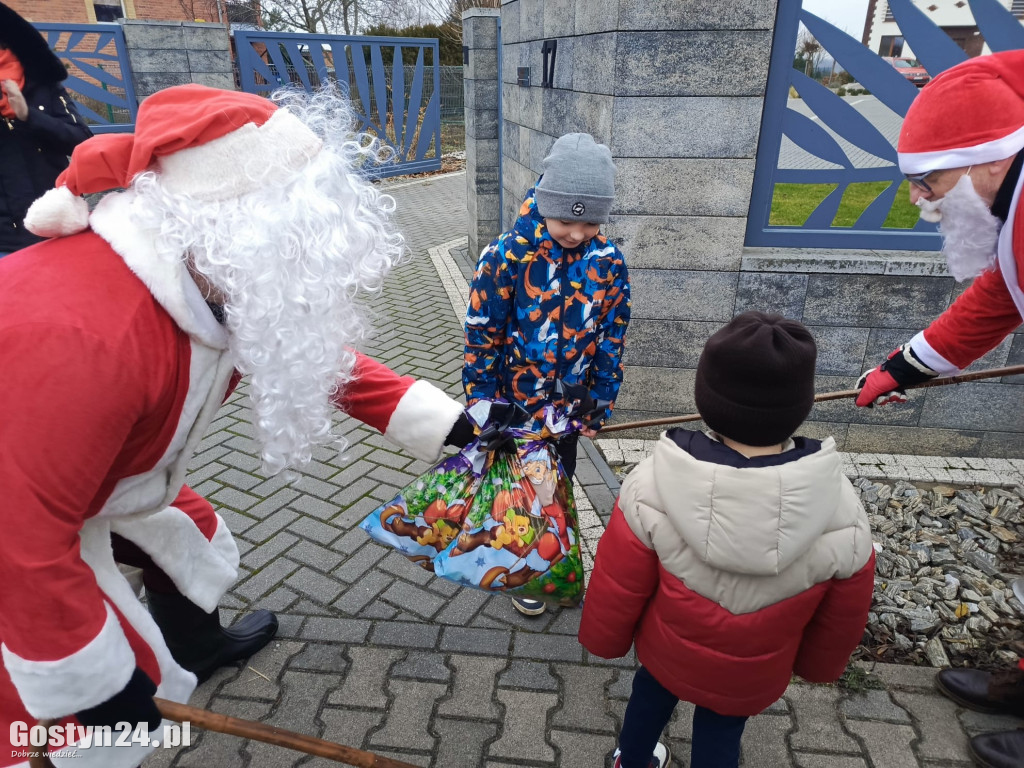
[463, 186, 631, 427]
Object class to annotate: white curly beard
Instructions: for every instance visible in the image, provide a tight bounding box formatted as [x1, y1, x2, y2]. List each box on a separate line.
[129, 89, 405, 475]
[931, 174, 1002, 282]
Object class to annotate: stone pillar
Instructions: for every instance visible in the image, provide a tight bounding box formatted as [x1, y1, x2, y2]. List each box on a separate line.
[499, 0, 775, 428]
[462, 8, 501, 263]
[121, 20, 235, 101]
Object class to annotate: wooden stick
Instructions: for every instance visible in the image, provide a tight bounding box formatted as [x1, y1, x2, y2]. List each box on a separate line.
[601, 364, 1024, 434]
[155, 698, 420, 768]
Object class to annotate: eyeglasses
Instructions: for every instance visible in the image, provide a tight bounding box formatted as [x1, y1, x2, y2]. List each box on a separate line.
[904, 171, 934, 193]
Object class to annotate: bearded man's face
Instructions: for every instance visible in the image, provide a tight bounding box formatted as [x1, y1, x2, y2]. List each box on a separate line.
[911, 168, 1002, 282]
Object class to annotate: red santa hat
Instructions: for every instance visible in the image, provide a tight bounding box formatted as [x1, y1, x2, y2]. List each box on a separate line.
[25, 83, 323, 238]
[898, 49, 1024, 175]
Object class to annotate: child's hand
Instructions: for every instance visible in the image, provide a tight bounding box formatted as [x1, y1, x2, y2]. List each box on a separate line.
[581, 426, 598, 439]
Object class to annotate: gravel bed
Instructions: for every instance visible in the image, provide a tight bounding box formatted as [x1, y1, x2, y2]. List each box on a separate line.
[610, 462, 1024, 669]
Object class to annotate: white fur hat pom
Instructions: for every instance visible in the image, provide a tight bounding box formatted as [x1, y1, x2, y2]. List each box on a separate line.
[24, 186, 91, 238]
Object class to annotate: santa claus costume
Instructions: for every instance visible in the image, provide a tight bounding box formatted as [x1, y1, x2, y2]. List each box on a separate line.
[854, 50, 1024, 768]
[857, 50, 1024, 403]
[0, 85, 463, 768]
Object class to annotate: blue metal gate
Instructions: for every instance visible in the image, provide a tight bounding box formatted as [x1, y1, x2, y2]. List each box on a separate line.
[33, 23, 138, 133]
[234, 31, 442, 178]
[745, 0, 1024, 251]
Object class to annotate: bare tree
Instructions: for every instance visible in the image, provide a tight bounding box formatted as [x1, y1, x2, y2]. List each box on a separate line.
[414, 0, 499, 43]
[261, 0, 362, 33]
[797, 29, 825, 78]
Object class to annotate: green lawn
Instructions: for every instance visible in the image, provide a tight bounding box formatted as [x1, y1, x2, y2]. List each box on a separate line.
[770, 181, 921, 228]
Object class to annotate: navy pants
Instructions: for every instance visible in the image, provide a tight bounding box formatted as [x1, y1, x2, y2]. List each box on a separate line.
[619, 666, 749, 768]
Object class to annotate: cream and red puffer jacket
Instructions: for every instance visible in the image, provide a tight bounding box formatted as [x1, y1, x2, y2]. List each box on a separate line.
[579, 430, 875, 716]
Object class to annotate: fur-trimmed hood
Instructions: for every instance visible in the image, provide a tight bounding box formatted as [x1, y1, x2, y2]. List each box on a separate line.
[0, 1, 68, 85]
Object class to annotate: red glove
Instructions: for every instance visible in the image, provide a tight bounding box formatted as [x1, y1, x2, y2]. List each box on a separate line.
[855, 343, 938, 407]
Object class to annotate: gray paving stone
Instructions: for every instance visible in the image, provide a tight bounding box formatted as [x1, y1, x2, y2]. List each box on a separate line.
[391, 651, 452, 681]
[379, 551, 436, 586]
[795, 755, 869, 768]
[333, 542, 389, 582]
[380, 581, 447, 618]
[357, 600, 400, 620]
[546, 607, 583, 635]
[288, 515, 343, 545]
[740, 713, 793, 767]
[218, 639, 303, 699]
[608, 669, 635, 699]
[370, 620, 441, 649]
[288, 642, 351, 673]
[175, 730, 248, 768]
[233, 556, 300, 602]
[427, 576, 462, 597]
[841, 689, 912, 723]
[328, 475, 381, 508]
[332, 569, 394, 615]
[269, 669, 341, 734]
[499, 660, 559, 692]
[892, 690, 972, 763]
[846, 720, 919, 768]
[238, 530, 297, 570]
[787, 685, 861, 754]
[333, 526, 373, 555]
[440, 626, 513, 655]
[550, 729, 618, 768]
[299, 616, 372, 643]
[285, 565, 346, 605]
[489, 689, 558, 762]
[240, 488, 301, 520]
[329, 647, 405, 709]
[241, 508, 299, 543]
[512, 634, 585, 663]
[371, 679, 447, 750]
[957, 708, 1024, 736]
[314, 709, 384, 760]
[286, 538, 344, 573]
[433, 717, 500, 768]
[552, 664, 617, 732]
[437, 655, 505, 720]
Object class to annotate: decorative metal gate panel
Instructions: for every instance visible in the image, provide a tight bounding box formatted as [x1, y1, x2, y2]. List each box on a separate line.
[745, 0, 1024, 251]
[33, 23, 138, 133]
[235, 31, 442, 178]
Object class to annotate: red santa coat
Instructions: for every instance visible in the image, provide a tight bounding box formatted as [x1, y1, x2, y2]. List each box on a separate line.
[0, 191, 462, 768]
[910, 169, 1024, 371]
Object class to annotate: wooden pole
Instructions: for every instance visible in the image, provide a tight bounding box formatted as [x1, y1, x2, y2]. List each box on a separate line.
[600, 364, 1024, 435]
[155, 698, 421, 768]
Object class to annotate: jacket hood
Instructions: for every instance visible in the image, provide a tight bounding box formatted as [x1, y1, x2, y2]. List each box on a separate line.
[511, 185, 551, 248]
[651, 434, 844, 576]
[0, 2, 69, 85]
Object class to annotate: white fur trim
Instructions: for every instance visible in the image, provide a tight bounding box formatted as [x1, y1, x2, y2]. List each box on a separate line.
[899, 124, 1024, 174]
[1, 603, 134, 719]
[89, 192, 229, 349]
[384, 379, 464, 463]
[158, 109, 323, 202]
[111, 510, 239, 614]
[23, 186, 91, 237]
[909, 331, 959, 376]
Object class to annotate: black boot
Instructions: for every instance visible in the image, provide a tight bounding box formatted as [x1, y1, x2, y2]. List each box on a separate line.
[147, 591, 278, 684]
[969, 730, 1024, 768]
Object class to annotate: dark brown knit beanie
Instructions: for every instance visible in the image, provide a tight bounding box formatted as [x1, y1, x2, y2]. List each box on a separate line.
[694, 312, 817, 446]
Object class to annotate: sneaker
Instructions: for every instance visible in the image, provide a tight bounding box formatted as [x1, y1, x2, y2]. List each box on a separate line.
[511, 596, 547, 616]
[612, 742, 671, 768]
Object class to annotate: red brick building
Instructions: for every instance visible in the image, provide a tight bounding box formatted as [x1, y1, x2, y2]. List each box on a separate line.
[9, 0, 238, 26]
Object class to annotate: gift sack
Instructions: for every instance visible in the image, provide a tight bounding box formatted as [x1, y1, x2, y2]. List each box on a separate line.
[360, 401, 586, 606]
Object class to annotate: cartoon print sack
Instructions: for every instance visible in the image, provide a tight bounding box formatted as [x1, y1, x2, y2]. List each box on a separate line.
[360, 400, 586, 606]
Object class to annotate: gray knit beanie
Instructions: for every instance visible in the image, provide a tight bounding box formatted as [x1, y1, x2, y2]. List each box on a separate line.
[534, 133, 616, 223]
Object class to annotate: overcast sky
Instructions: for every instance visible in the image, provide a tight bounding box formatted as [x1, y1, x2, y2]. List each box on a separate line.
[802, 0, 872, 37]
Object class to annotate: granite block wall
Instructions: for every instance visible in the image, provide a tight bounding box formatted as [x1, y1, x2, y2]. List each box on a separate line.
[463, 0, 1024, 456]
[121, 20, 234, 100]
[463, 9, 503, 261]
